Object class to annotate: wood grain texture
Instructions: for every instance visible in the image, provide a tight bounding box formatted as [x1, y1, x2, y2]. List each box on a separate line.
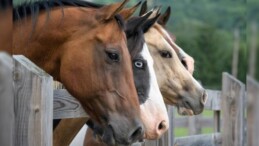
[53, 89, 88, 119]
[247, 76, 259, 146]
[0, 53, 14, 146]
[13, 55, 53, 146]
[221, 72, 245, 146]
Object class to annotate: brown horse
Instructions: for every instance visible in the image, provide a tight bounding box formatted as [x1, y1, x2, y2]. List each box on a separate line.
[0, 0, 12, 53]
[141, 3, 207, 115]
[81, 10, 169, 146]
[13, 0, 144, 145]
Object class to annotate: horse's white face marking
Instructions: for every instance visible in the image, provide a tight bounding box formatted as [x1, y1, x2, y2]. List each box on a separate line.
[139, 43, 169, 139]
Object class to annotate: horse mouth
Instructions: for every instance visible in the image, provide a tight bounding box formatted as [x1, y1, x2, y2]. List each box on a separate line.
[177, 100, 194, 116]
[177, 106, 194, 116]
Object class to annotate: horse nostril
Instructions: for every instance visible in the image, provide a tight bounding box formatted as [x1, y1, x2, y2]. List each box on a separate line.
[158, 121, 166, 130]
[129, 126, 143, 142]
[201, 90, 208, 105]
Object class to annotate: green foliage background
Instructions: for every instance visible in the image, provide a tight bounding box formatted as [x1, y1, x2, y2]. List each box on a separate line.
[13, 0, 259, 88]
[93, 0, 258, 89]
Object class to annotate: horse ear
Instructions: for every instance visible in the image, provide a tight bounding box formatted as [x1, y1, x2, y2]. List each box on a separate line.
[158, 6, 171, 26]
[142, 13, 161, 33]
[139, 0, 147, 16]
[134, 11, 153, 29]
[96, 0, 129, 21]
[148, 6, 161, 18]
[119, 1, 142, 20]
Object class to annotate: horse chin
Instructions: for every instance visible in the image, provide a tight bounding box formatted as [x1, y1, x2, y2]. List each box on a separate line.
[177, 106, 194, 116]
[92, 125, 130, 146]
[100, 125, 116, 146]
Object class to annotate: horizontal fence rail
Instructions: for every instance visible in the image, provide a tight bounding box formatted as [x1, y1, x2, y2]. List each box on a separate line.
[53, 89, 88, 119]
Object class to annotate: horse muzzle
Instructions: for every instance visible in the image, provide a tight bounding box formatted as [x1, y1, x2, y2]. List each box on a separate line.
[177, 89, 207, 115]
[88, 118, 144, 146]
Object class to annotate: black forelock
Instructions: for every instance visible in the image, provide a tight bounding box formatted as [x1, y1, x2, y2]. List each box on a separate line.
[114, 14, 126, 30]
[0, 0, 11, 10]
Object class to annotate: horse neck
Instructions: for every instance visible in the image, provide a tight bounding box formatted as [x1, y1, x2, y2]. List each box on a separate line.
[13, 7, 94, 80]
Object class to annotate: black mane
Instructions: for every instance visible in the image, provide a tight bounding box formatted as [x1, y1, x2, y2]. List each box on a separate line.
[13, 0, 103, 21]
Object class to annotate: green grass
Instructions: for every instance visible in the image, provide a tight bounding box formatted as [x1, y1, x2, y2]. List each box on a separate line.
[202, 110, 213, 117]
[174, 109, 214, 137]
[174, 127, 213, 137]
[174, 128, 189, 137]
[202, 128, 214, 134]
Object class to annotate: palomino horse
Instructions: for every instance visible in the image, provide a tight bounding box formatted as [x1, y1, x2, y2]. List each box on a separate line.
[140, 2, 207, 115]
[81, 10, 169, 146]
[13, 0, 144, 145]
[81, 11, 170, 146]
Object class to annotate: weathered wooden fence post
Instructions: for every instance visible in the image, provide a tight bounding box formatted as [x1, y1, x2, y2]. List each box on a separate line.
[0, 53, 14, 146]
[221, 72, 245, 146]
[13, 55, 53, 146]
[167, 105, 175, 145]
[188, 114, 201, 135]
[206, 90, 221, 133]
[142, 105, 175, 146]
[247, 76, 259, 146]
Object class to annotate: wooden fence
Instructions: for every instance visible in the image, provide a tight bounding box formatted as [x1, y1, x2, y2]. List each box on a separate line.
[0, 53, 257, 146]
[142, 74, 247, 146]
[0, 53, 89, 146]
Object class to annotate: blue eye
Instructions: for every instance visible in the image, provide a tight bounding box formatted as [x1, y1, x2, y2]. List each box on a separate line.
[134, 60, 144, 69]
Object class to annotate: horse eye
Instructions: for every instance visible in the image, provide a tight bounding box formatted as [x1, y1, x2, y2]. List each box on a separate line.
[106, 52, 120, 62]
[134, 60, 144, 69]
[181, 60, 188, 69]
[160, 50, 172, 58]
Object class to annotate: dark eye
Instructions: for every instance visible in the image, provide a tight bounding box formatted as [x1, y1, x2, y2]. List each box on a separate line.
[134, 60, 145, 69]
[181, 60, 188, 69]
[106, 51, 120, 62]
[159, 50, 172, 58]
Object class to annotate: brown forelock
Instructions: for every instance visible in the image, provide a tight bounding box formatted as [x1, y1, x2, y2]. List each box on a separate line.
[13, 6, 139, 125]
